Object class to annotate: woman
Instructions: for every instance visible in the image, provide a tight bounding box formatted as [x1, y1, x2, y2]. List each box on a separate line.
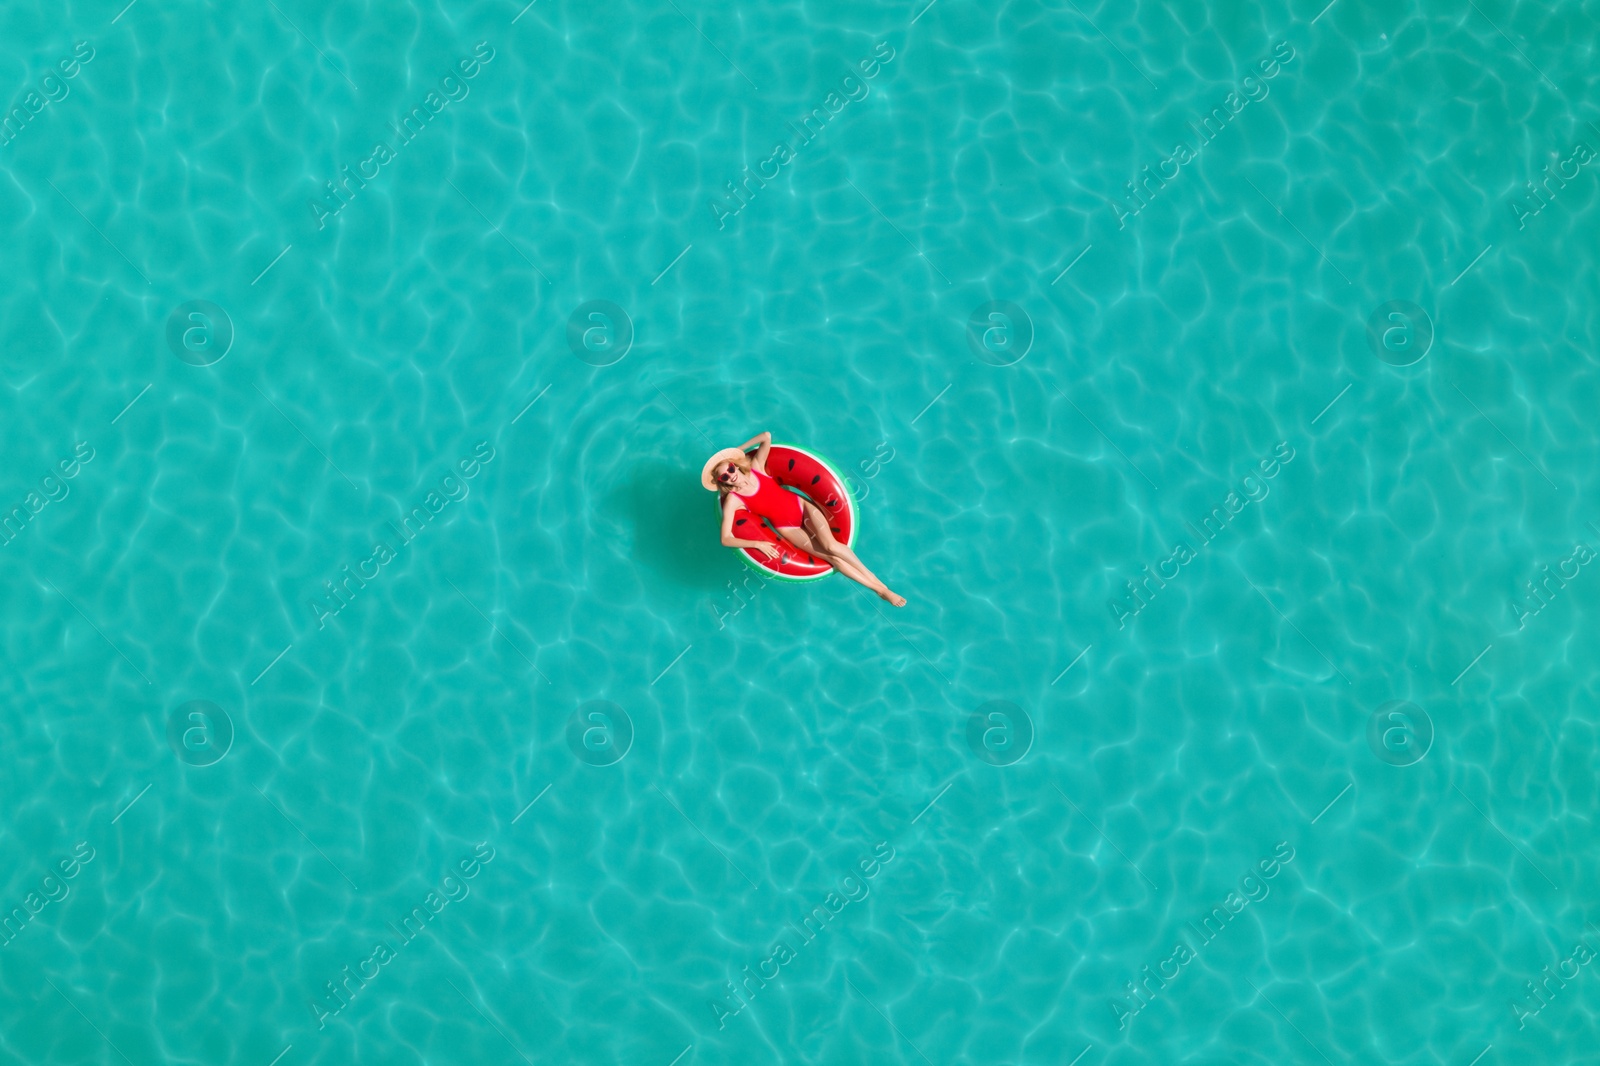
[703, 432, 906, 607]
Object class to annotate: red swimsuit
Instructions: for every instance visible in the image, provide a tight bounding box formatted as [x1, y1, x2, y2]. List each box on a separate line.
[734, 469, 806, 528]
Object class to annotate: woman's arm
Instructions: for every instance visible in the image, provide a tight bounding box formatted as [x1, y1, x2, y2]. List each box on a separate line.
[737, 430, 773, 471]
[720, 495, 780, 557]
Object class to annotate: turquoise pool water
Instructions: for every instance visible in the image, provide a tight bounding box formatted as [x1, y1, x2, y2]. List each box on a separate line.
[1, 0, 1597, 1063]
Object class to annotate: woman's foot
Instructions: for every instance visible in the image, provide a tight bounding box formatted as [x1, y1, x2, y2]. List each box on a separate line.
[880, 589, 907, 607]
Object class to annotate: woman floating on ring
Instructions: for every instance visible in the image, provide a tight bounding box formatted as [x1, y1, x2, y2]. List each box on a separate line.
[703, 432, 906, 607]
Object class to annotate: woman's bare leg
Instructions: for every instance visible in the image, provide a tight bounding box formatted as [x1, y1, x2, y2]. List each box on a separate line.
[776, 525, 902, 603]
[775, 525, 878, 587]
[794, 502, 906, 606]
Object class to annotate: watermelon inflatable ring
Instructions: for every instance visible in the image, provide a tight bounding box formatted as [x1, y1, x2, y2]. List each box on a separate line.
[721, 443, 858, 582]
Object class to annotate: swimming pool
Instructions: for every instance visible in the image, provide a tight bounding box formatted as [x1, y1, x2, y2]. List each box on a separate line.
[0, 0, 1596, 1063]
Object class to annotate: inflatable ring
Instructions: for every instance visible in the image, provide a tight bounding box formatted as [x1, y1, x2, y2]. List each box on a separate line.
[722, 443, 857, 582]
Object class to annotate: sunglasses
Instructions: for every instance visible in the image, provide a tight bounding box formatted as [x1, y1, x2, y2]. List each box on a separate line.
[717, 462, 740, 484]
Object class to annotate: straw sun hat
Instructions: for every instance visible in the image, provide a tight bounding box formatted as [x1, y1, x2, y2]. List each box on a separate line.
[700, 448, 748, 491]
